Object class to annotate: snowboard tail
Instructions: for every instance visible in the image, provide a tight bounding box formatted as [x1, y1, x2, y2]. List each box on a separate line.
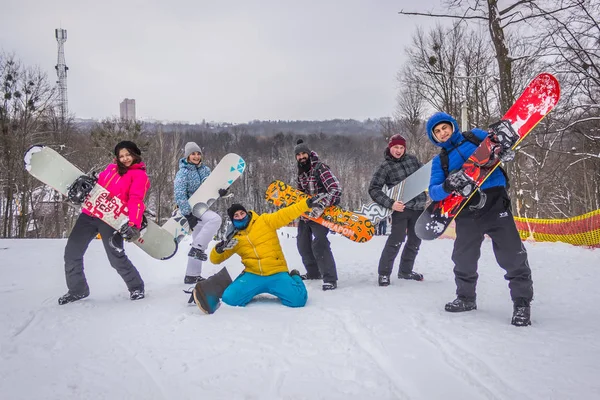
[24, 145, 178, 260]
[265, 180, 374, 243]
[416, 73, 561, 240]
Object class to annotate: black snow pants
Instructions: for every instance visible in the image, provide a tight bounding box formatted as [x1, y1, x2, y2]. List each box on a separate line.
[452, 187, 533, 301]
[297, 219, 338, 283]
[64, 213, 145, 295]
[377, 208, 422, 276]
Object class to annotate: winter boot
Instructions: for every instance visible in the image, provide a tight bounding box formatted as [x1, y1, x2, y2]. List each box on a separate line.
[289, 269, 301, 278]
[130, 289, 145, 300]
[184, 275, 205, 284]
[300, 273, 322, 280]
[398, 271, 424, 281]
[322, 281, 337, 291]
[445, 297, 477, 312]
[58, 291, 89, 305]
[189, 267, 233, 314]
[188, 246, 208, 261]
[511, 298, 531, 326]
[378, 275, 390, 287]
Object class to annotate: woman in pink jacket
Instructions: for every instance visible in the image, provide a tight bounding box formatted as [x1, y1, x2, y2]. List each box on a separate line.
[58, 141, 150, 305]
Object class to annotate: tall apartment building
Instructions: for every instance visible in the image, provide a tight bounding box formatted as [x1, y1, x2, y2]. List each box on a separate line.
[120, 98, 136, 120]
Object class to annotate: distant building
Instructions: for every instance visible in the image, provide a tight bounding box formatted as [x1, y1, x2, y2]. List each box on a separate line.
[120, 98, 136, 120]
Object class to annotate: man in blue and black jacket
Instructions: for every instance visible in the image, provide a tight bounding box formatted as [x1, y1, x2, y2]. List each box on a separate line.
[426, 112, 534, 327]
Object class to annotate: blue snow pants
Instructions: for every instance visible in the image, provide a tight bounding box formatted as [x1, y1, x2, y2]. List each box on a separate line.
[222, 271, 308, 308]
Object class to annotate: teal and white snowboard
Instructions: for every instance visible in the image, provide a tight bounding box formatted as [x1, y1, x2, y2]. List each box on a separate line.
[162, 153, 246, 243]
[356, 160, 432, 224]
[24, 145, 178, 260]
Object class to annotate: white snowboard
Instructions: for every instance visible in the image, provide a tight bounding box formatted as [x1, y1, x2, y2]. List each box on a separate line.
[162, 153, 246, 243]
[356, 160, 432, 224]
[24, 145, 178, 260]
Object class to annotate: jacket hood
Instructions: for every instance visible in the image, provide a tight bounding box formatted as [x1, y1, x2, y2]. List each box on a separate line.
[426, 112, 463, 150]
[109, 161, 146, 171]
[178, 157, 203, 170]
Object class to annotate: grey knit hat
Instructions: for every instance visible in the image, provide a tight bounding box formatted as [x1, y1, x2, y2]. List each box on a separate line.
[184, 142, 202, 158]
[294, 139, 311, 155]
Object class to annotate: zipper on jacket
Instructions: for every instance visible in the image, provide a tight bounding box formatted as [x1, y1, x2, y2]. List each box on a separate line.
[245, 235, 263, 275]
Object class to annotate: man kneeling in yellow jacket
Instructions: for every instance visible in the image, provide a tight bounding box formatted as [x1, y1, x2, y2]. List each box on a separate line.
[192, 195, 326, 313]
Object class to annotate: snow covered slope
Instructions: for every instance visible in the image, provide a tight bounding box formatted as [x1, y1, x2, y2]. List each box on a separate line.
[1, 230, 598, 399]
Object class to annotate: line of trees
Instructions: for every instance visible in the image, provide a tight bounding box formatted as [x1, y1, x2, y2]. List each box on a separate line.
[1, 0, 598, 239]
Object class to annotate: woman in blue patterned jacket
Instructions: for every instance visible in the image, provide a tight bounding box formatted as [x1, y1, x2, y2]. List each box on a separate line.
[174, 142, 224, 284]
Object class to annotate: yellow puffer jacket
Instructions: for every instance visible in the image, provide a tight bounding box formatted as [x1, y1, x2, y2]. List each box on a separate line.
[210, 201, 310, 276]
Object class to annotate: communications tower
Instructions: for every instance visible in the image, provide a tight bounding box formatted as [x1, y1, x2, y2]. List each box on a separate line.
[55, 28, 69, 123]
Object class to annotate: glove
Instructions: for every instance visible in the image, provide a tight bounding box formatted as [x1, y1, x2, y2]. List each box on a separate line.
[185, 213, 199, 230]
[218, 188, 228, 197]
[120, 223, 140, 242]
[442, 170, 475, 197]
[215, 238, 238, 254]
[306, 193, 328, 209]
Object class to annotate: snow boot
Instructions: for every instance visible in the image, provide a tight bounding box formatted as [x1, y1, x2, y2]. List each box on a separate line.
[398, 271, 424, 281]
[184, 275, 205, 284]
[445, 297, 477, 312]
[511, 298, 531, 326]
[300, 273, 322, 280]
[322, 281, 337, 291]
[289, 269, 301, 278]
[188, 247, 207, 261]
[58, 291, 89, 305]
[378, 275, 390, 287]
[129, 289, 145, 301]
[188, 267, 232, 314]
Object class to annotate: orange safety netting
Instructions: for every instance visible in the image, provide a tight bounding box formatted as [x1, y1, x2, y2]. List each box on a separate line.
[440, 209, 600, 248]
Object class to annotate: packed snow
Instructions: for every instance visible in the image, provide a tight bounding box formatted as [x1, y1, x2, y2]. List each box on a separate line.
[1, 228, 599, 399]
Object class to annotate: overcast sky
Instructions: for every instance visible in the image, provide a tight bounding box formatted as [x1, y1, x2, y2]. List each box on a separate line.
[1, 0, 441, 123]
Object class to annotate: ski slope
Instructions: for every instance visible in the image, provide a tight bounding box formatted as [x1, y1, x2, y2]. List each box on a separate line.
[1, 229, 598, 399]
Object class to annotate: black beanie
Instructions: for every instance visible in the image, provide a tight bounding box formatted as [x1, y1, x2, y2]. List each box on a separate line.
[227, 204, 247, 220]
[294, 139, 311, 155]
[114, 140, 141, 157]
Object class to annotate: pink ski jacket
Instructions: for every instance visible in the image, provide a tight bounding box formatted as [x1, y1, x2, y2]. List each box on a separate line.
[83, 162, 150, 228]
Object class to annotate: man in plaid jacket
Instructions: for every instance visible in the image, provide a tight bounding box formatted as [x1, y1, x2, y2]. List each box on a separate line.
[295, 139, 341, 291]
[368, 134, 428, 287]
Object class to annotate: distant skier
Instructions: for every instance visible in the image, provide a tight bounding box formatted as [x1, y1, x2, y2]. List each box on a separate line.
[174, 142, 227, 284]
[294, 139, 341, 291]
[190, 198, 325, 314]
[59, 141, 148, 305]
[368, 134, 427, 287]
[426, 112, 534, 326]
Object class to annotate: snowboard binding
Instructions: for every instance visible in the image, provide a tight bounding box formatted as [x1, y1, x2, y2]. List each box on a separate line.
[66, 175, 97, 204]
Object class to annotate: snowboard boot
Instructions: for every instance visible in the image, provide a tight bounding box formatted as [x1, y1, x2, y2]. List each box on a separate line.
[289, 269, 301, 278]
[378, 275, 390, 287]
[511, 298, 532, 327]
[188, 247, 208, 261]
[184, 275, 206, 284]
[445, 297, 477, 312]
[189, 267, 233, 314]
[300, 273, 322, 280]
[398, 271, 424, 281]
[58, 291, 90, 305]
[129, 289, 145, 301]
[322, 281, 337, 291]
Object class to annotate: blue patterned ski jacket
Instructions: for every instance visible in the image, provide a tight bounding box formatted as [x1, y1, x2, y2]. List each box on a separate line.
[174, 158, 212, 216]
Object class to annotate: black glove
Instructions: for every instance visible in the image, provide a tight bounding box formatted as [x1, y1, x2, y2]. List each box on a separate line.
[218, 188, 228, 197]
[185, 213, 199, 230]
[215, 238, 238, 254]
[442, 170, 475, 197]
[120, 224, 140, 242]
[306, 193, 328, 209]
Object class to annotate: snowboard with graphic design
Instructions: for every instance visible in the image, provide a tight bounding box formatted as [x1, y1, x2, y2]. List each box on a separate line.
[265, 180, 374, 242]
[24, 145, 178, 260]
[415, 73, 560, 240]
[162, 153, 245, 243]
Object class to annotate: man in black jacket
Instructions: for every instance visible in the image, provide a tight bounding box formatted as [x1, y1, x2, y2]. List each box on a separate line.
[368, 134, 428, 287]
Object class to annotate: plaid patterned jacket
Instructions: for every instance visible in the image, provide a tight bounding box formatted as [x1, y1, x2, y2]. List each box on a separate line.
[297, 151, 342, 207]
[368, 150, 427, 211]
